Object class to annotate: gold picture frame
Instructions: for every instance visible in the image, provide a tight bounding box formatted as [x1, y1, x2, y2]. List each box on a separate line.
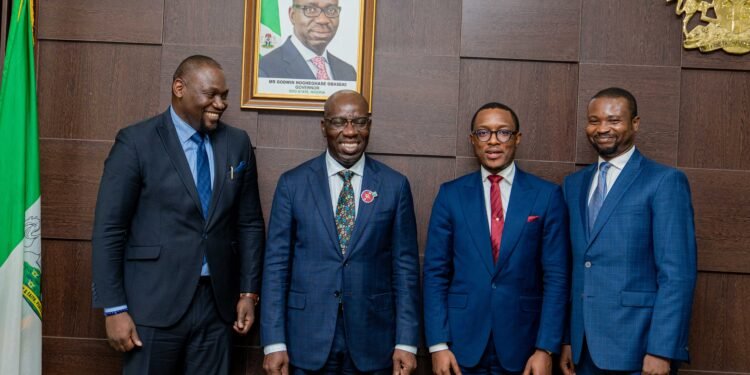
[240, 0, 376, 111]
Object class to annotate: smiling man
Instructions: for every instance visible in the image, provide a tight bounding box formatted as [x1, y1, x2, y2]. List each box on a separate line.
[423, 102, 570, 375]
[560, 87, 697, 375]
[261, 90, 421, 374]
[91, 55, 265, 374]
[258, 0, 357, 81]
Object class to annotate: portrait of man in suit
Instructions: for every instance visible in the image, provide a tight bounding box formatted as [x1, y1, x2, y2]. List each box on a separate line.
[559, 87, 697, 375]
[423, 102, 570, 375]
[91, 55, 265, 374]
[261, 90, 420, 374]
[258, 0, 357, 81]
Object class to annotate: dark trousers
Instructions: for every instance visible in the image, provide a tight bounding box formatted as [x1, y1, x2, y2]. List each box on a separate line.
[576, 338, 679, 375]
[459, 335, 520, 375]
[122, 278, 231, 375]
[291, 309, 390, 375]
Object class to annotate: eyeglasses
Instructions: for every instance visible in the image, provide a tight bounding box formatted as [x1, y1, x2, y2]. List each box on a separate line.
[292, 4, 341, 18]
[471, 129, 518, 143]
[324, 117, 371, 130]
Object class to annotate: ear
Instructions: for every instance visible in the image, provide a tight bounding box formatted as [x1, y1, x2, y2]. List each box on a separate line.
[321, 120, 327, 137]
[514, 132, 522, 146]
[288, 6, 295, 22]
[631, 116, 641, 132]
[173, 78, 185, 99]
[469, 133, 475, 147]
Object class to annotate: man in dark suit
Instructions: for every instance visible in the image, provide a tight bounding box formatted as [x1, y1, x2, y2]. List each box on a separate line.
[423, 102, 570, 375]
[91, 55, 265, 374]
[559, 87, 697, 375]
[261, 90, 420, 374]
[259, 0, 356, 81]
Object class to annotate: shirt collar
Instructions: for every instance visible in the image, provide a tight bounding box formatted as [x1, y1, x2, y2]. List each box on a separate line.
[597, 145, 636, 171]
[290, 34, 330, 62]
[481, 161, 516, 185]
[326, 149, 366, 177]
[170, 105, 201, 144]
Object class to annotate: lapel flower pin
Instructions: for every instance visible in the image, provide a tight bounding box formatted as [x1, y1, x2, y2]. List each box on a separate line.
[361, 190, 377, 204]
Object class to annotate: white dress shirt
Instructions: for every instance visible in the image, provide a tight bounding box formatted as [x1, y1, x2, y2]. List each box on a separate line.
[290, 34, 333, 79]
[587, 146, 636, 204]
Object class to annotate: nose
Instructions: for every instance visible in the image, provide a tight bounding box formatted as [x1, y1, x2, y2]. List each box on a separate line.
[313, 12, 331, 23]
[341, 121, 358, 136]
[487, 131, 501, 144]
[213, 95, 227, 110]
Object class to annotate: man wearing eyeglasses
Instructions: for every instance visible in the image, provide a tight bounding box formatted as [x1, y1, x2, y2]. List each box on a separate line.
[261, 90, 420, 374]
[423, 102, 570, 375]
[259, 0, 357, 81]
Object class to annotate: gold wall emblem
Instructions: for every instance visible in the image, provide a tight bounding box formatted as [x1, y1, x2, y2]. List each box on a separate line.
[667, 0, 750, 54]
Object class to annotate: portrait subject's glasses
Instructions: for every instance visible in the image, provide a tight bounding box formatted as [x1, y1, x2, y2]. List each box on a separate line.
[471, 129, 518, 143]
[324, 117, 371, 131]
[293, 4, 342, 18]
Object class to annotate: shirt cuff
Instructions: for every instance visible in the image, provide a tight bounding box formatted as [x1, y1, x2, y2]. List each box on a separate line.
[429, 343, 450, 353]
[264, 343, 287, 355]
[103, 305, 128, 315]
[395, 344, 417, 354]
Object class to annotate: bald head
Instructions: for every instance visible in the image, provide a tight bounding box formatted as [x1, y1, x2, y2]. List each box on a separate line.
[324, 90, 369, 118]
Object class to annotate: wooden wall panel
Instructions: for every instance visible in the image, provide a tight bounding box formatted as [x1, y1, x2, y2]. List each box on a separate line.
[682, 49, 750, 72]
[580, 0, 681, 66]
[43, 338, 121, 375]
[457, 59, 579, 162]
[685, 168, 750, 274]
[40, 139, 111, 241]
[576, 64, 681, 166]
[254, 148, 321, 224]
[461, 0, 581, 61]
[37, 0, 163, 44]
[678, 69, 750, 170]
[37, 41, 162, 141]
[256, 112, 326, 150]
[162, 0, 246, 46]
[375, 0, 461, 56]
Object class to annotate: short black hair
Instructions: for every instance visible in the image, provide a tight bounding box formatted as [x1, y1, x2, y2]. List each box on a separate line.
[591, 87, 638, 119]
[173, 55, 223, 82]
[470, 102, 520, 132]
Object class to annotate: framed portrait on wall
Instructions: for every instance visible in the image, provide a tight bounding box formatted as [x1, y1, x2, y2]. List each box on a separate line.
[240, 0, 376, 111]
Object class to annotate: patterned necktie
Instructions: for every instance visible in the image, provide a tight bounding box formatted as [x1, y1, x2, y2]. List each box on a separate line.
[335, 171, 355, 255]
[190, 132, 212, 219]
[588, 162, 611, 232]
[311, 56, 330, 80]
[487, 175, 504, 264]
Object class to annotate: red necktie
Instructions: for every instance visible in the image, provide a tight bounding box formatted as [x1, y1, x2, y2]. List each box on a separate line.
[311, 56, 330, 80]
[487, 175, 504, 263]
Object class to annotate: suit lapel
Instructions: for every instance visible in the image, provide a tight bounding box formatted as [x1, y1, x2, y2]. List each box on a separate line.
[282, 38, 316, 80]
[308, 154, 341, 256]
[587, 150, 644, 248]
[345, 157, 381, 259]
[495, 169, 538, 275]
[461, 172, 495, 276]
[155, 111, 204, 218]
[206, 125, 228, 226]
[579, 164, 597, 242]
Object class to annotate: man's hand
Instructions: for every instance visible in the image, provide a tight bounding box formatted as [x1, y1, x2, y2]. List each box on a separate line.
[263, 351, 290, 375]
[105, 312, 142, 352]
[523, 349, 552, 375]
[233, 295, 256, 334]
[559, 345, 575, 375]
[642, 354, 671, 375]
[431, 349, 461, 375]
[392, 348, 417, 375]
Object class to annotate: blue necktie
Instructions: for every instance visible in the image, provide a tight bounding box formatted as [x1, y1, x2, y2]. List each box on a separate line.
[191, 132, 212, 275]
[588, 162, 611, 232]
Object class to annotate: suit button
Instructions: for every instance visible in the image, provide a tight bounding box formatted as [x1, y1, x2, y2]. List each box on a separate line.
[334, 291, 340, 298]
[584, 261, 592, 268]
[491, 283, 497, 289]
[202, 232, 208, 240]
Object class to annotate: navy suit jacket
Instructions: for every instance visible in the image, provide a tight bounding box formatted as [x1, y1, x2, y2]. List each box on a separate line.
[260, 154, 420, 372]
[423, 167, 570, 371]
[562, 149, 697, 370]
[258, 37, 357, 81]
[91, 110, 265, 327]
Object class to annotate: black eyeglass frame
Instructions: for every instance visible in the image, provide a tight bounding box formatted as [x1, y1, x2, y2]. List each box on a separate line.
[292, 4, 342, 18]
[471, 129, 518, 143]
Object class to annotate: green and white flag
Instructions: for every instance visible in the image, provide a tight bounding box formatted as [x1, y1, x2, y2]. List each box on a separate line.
[0, 0, 43, 373]
[259, 0, 283, 56]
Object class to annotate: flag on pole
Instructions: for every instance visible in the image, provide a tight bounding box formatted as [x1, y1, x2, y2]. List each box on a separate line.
[0, 0, 43, 373]
[259, 0, 283, 56]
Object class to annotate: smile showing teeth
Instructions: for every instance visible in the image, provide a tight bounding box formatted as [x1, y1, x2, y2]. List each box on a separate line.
[205, 112, 220, 120]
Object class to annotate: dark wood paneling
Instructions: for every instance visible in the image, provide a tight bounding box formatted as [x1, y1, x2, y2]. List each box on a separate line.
[43, 337, 121, 375]
[159, 44, 259, 141]
[256, 112, 326, 150]
[580, 0, 681, 66]
[678, 69, 750, 170]
[40, 139, 111, 241]
[37, 41, 162, 141]
[37, 0, 163, 44]
[369, 53, 459, 157]
[457, 59, 579, 163]
[254, 148, 322, 224]
[683, 272, 750, 372]
[375, 0, 461, 56]
[42, 240, 106, 339]
[684, 168, 750, 274]
[461, 0, 581, 61]
[682, 49, 750, 72]
[576, 64, 681, 166]
[162, 0, 245, 46]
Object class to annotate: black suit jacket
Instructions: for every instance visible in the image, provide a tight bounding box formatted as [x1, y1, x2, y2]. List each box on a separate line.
[258, 37, 357, 81]
[91, 109, 265, 327]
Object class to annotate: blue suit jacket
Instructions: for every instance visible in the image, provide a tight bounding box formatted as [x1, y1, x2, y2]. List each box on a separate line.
[562, 149, 697, 370]
[423, 167, 570, 371]
[258, 37, 357, 81]
[260, 154, 420, 372]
